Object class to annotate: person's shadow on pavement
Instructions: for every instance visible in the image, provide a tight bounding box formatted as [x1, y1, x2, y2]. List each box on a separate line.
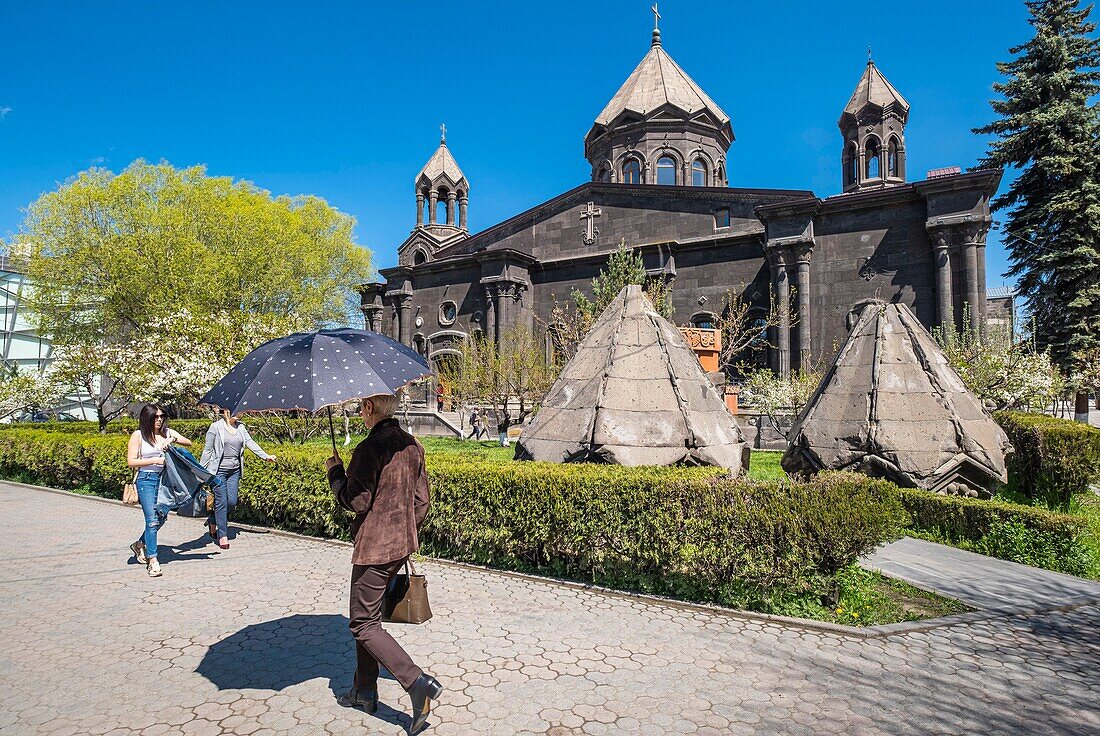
[196, 614, 411, 731]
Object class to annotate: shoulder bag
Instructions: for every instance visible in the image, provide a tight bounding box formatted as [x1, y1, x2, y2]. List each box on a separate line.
[122, 471, 139, 505]
[383, 558, 433, 624]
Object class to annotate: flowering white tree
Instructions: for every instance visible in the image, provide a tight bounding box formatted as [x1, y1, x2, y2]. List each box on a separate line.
[50, 309, 313, 429]
[935, 321, 1063, 412]
[0, 366, 65, 420]
[739, 368, 821, 434]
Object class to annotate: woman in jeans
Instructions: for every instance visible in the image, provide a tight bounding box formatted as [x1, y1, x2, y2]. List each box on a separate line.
[127, 404, 192, 577]
[200, 408, 276, 549]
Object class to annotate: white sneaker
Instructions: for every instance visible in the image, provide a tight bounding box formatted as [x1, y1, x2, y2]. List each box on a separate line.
[130, 540, 147, 564]
[146, 558, 162, 577]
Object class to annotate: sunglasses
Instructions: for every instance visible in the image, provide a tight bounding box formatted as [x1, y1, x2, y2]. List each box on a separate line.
[154, 414, 167, 419]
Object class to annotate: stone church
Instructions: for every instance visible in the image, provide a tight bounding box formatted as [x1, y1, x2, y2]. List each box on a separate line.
[360, 20, 1001, 380]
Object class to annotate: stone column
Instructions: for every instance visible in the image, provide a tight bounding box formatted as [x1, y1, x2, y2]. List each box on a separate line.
[795, 251, 811, 371]
[963, 226, 981, 331]
[495, 286, 508, 341]
[484, 286, 497, 343]
[415, 192, 424, 226]
[772, 252, 791, 378]
[363, 306, 383, 332]
[931, 227, 954, 331]
[428, 191, 438, 225]
[964, 223, 988, 332]
[459, 196, 468, 229]
[446, 191, 456, 226]
[397, 296, 412, 347]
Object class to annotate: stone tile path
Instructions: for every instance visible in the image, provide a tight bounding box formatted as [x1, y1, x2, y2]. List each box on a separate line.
[1, 482, 1099, 735]
[862, 536, 1100, 612]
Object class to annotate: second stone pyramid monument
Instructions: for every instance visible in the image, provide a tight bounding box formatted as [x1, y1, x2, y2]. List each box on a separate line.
[515, 285, 748, 471]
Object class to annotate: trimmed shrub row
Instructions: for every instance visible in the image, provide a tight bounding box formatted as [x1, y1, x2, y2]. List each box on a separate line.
[899, 488, 1095, 578]
[995, 411, 1100, 508]
[0, 428, 907, 611]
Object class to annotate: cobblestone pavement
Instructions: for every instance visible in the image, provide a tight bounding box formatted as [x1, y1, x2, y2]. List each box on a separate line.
[1, 483, 1098, 736]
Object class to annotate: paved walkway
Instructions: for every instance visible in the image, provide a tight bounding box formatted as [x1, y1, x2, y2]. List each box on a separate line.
[1, 483, 1098, 736]
[862, 536, 1100, 613]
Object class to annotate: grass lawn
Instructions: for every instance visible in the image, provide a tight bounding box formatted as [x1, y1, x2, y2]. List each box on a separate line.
[417, 436, 786, 482]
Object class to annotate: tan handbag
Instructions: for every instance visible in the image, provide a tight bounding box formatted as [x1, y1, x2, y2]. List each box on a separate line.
[383, 558, 433, 624]
[122, 471, 139, 505]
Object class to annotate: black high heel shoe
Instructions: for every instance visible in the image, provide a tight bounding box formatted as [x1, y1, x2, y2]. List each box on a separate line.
[407, 673, 443, 734]
[336, 688, 378, 714]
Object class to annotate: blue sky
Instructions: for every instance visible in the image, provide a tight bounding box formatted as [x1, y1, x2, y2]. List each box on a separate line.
[0, 1, 1048, 288]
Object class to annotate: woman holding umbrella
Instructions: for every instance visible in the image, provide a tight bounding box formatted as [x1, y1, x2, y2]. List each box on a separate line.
[327, 393, 443, 732]
[200, 328, 443, 731]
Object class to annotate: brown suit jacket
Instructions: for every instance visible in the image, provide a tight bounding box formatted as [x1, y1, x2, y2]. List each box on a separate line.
[328, 418, 430, 565]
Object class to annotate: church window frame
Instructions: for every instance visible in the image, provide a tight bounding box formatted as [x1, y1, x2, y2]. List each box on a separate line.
[412, 249, 428, 266]
[690, 310, 718, 329]
[595, 165, 611, 183]
[887, 137, 901, 178]
[844, 142, 858, 187]
[439, 300, 458, 327]
[622, 158, 642, 185]
[714, 208, 731, 230]
[691, 159, 708, 187]
[864, 137, 882, 180]
[656, 155, 677, 186]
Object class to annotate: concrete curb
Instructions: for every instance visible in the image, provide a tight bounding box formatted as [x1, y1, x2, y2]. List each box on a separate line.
[5, 480, 1096, 639]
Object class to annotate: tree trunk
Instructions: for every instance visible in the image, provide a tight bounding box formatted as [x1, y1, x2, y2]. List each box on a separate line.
[97, 404, 108, 434]
[1074, 390, 1091, 423]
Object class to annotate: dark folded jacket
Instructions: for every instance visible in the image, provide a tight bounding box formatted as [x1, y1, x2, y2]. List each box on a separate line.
[328, 418, 430, 565]
[155, 446, 221, 517]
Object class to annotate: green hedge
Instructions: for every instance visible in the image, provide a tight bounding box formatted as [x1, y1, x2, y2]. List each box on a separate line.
[995, 411, 1100, 508]
[0, 418, 364, 444]
[0, 429, 907, 611]
[899, 488, 1096, 577]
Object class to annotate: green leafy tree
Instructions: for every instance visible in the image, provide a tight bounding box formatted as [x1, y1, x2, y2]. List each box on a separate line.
[20, 160, 374, 347]
[545, 239, 673, 361]
[974, 0, 1100, 419]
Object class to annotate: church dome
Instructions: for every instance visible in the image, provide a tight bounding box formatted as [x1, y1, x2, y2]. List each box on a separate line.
[415, 136, 468, 191]
[585, 22, 733, 187]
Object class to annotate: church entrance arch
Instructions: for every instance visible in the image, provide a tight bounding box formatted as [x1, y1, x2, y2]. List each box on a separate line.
[426, 330, 467, 412]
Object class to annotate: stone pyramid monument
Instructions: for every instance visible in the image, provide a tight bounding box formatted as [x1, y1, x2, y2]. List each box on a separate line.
[782, 301, 1011, 496]
[515, 285, 747, 471]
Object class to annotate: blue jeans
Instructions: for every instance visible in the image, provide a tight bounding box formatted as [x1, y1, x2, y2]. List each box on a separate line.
[207, 467, 241, 539]
[137, 471, 166, 559]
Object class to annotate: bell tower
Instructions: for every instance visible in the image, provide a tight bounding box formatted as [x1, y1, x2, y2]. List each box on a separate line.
[839, 58, 909, 193]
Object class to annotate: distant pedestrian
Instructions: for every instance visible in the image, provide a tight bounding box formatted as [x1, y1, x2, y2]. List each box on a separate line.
[435, 384, 444, 412]
[200, 409, 276, 550]
[326, 394, 443, 733]
[466, 407, 481, 440]
[127, 404, 192, 577]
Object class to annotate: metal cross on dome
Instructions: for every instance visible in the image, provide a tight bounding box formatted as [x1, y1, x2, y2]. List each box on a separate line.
[651, 2, 660, 30]
[579, 202, 601, 245]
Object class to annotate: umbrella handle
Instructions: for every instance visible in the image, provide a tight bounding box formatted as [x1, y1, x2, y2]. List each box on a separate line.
[327, 407, 337, 456]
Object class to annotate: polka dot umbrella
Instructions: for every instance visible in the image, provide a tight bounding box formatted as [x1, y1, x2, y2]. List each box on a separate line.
[199, 328, 433, 452]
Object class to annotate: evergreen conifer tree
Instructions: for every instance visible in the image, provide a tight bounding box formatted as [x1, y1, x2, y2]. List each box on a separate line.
[974, 0, 1100, 419]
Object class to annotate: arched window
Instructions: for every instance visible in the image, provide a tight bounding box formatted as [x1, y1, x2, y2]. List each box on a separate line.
[865, 140, 881, 179]
[413, 250, 427, 266]
[691, 159, 707, 187]
[691, 311, 717, 329]
[622, 159, 641, 184]
[887, 138, 900, 178]
[844, 143, 858, 187]
[596, 166, 611, 183]
[656, 156, 676, 185]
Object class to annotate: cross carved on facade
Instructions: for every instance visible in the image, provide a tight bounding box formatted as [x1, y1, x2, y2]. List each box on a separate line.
[580, 201, 601, 245]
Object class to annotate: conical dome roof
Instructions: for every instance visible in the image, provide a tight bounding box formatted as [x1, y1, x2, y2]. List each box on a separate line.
[516, 285, 747, 470]
[840, 60, 910, 125]
[415, 136, 467, 188]
[782, 302, 1010, 496]
[595, 40, 730, 128]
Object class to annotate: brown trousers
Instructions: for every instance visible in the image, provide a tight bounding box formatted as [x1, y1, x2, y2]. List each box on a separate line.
[349, 559, 423, 691]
